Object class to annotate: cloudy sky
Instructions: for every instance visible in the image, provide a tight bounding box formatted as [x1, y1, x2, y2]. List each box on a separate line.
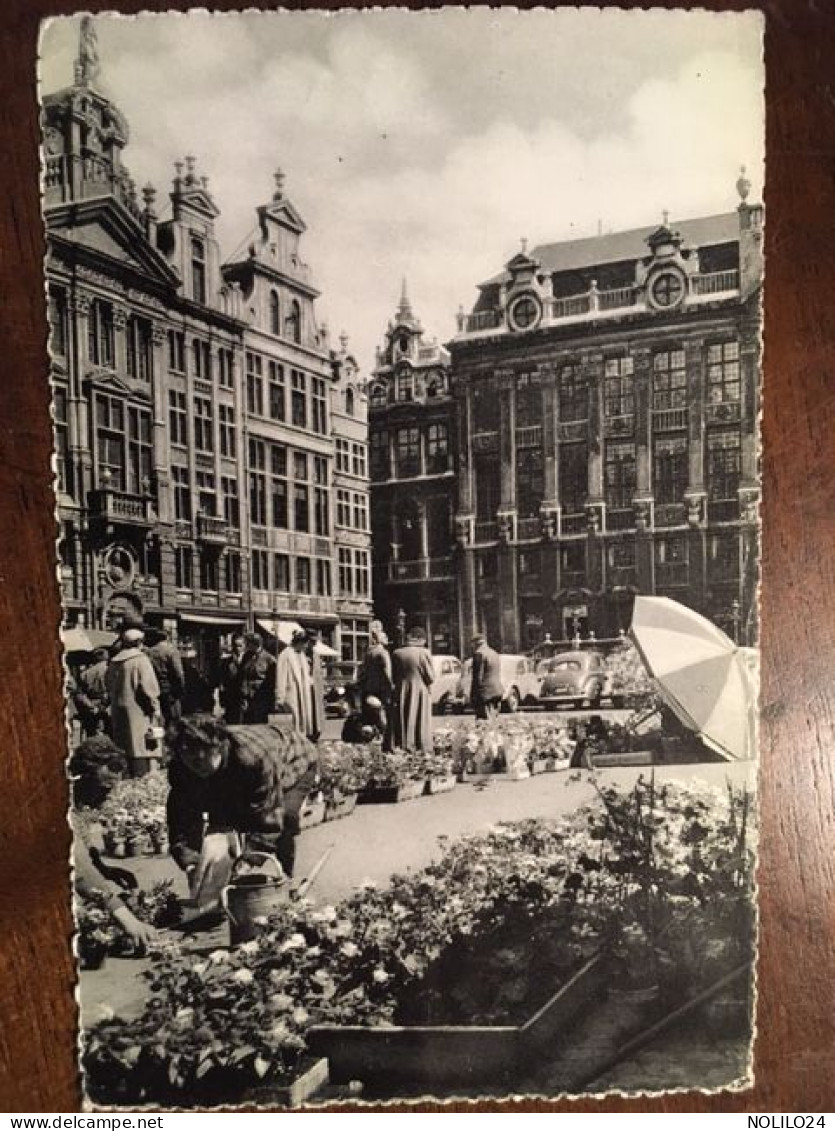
[39, 9, 763, 373]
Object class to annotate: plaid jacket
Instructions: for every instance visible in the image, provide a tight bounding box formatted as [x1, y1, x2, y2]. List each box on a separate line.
[167, 723, 319, 871]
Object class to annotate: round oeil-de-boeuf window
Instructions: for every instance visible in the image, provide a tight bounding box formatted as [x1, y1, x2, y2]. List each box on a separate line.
[649, 269, 686, 310]
[508, 293, 542, 332]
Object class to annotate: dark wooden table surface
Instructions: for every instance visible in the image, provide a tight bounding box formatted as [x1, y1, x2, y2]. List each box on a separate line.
[1, 0, 833, 1113]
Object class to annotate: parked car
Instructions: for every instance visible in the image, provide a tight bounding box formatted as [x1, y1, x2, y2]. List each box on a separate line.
[537, 650, 607, 710]
[430, 655, 464, 714]
[324, 660, 361, 718]
[453, 654, 542, 713]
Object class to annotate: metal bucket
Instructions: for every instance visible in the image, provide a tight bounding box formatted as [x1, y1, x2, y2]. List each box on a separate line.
[221, 854, 287, 946]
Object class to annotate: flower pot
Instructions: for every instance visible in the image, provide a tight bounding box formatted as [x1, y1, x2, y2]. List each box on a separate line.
[298, 797, 327, 830]
[358, 778, 426, 804]
[528, 758, 549, 776]
[78, 937, 108, 971]
[425, 774, 456, 795]
[324, 793, 358, 822]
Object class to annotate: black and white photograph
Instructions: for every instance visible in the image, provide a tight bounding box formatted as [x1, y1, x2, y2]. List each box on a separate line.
[39, 7, 763, 1107]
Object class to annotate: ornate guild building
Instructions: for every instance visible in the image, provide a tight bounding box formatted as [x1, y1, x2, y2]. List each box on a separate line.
[43, 23, 371, 673]
[368, 284, 457, 652]
[449, 182, 762, 653]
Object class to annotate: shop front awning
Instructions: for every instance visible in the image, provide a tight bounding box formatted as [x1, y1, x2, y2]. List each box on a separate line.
[179, 612, 247, 627]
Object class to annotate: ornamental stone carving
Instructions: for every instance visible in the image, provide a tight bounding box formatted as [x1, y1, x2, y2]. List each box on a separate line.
[497, 510, 515, 543]
[70, 292, 93, 315]
[112, 306, 128, 331]
[455, 516, 472, 548]
[634, 500, 651, 532]
[686, 495, 705, 528]
[739, 492, 759, 525]
[539, 507, 558, 541]
[585, 504, 603, 535]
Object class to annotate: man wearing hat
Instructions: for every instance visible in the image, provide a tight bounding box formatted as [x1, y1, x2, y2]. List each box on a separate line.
[143, 626, 185, 727]
[238, 632, 277, 724]
[470, 632, 504, 720]
[105, 626, 161, 775]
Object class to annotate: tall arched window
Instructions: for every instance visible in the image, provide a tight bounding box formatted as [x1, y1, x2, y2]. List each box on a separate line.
[286, 299, 301, 345]
[191, 236, 207, 304]
[269, 290, 280, 335]
[345, 387, 355, 416]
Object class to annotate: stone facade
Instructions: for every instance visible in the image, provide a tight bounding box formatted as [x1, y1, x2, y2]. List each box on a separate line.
[449, 187, 762, 654]
[368, 284, 457, 652]
[43, 31, 371, 676]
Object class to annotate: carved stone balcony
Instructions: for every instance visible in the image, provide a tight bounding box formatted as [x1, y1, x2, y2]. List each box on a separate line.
[196, 512, 229, 546]
[89, 488, 154, 527]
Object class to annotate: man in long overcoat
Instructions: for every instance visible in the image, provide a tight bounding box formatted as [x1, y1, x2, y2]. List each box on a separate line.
[105, 627, 160, 774]
[239, 633, 277, 724]
[390, 627, 434, 753]
[470, 633, 504, 720]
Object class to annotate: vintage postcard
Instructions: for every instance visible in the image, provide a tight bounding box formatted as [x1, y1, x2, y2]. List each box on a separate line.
[39, 7, 763, 1107]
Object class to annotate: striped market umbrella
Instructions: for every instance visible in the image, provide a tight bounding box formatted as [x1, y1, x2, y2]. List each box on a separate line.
[629, 595, 757, 762]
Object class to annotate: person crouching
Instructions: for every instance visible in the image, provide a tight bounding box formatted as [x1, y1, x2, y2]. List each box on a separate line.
[167, 713, 318, 892]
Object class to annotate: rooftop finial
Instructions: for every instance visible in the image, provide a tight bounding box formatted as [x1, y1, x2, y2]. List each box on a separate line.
[185, 155, 196, 185]
[75, 15, 101, 88]
[398, 276, 412, 316]
[274, 168, 286, 199]
[520, 237, 528, 254]
[736, 164, 751, 203]
[339, 331, 349, 352]
[662, 209, 670, 226]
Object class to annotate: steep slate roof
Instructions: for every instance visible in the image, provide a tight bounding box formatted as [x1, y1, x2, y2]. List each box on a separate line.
[483, 211, 739, 287]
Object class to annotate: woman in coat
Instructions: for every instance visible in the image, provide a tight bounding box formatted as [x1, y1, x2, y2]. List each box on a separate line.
[276, 630, 320, 740]
[361, 626, 393, 723]
[390, 626, 434, 753]
[105, 628, 160, 775]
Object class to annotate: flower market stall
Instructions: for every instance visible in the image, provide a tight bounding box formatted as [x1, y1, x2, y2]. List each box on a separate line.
[82, 775, 755, 1105]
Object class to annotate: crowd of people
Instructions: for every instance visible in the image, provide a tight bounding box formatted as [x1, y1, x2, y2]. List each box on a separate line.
[69, 614, 510, 948]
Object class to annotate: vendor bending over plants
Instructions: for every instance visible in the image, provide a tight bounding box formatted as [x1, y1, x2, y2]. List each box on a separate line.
[71, 735, 159, 951]
[167, 714, 319, 897]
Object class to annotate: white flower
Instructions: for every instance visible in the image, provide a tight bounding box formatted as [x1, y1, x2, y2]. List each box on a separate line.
[292, 1006, 309, 1026]
[372, 967, 390, 985]
[340, 942, 359, 958]
[209, 949, 229, 964]
[232, 968, 254, 985]
[191, 962, 208, 977]
[239, 940, 259, 955]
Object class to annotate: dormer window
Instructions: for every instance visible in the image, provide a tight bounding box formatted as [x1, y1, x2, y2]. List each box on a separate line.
[191, 236, 207, 305]
[269, 289, 280, 335]
[397, 370, 415, 402]
[370, 382, 387, 408]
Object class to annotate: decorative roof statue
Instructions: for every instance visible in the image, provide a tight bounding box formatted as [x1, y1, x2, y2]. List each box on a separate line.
[75, 16, 101, 88]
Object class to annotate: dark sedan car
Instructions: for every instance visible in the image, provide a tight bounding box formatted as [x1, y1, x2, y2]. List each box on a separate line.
[537, 650, 607, 710]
